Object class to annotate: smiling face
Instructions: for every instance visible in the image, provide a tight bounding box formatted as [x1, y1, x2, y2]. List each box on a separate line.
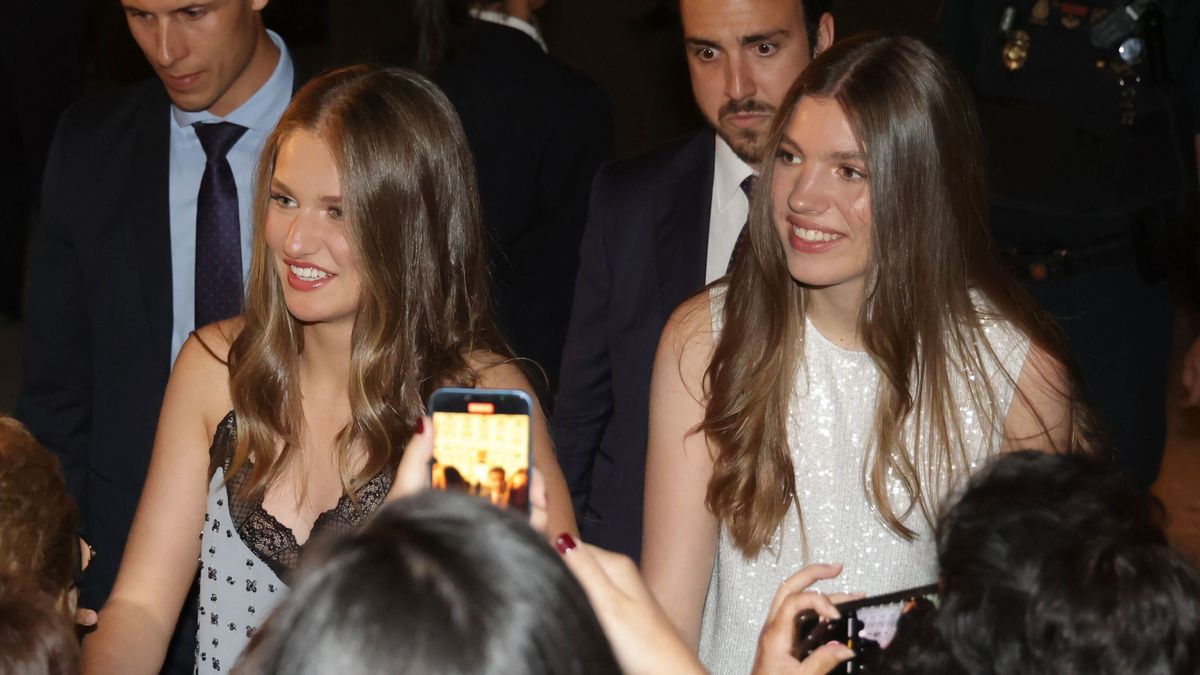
[265, 129, 361, 327]
[122, 0, 273, 116]
[771, 96, 872, 294]
[680, 0, 830, 164]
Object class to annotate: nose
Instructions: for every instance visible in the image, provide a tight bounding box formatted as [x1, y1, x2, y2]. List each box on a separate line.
[284, 210, 323, 258]
[154, 19, 187, 68]
[786, 166, 830, 215]
[724, 53, 757, 102]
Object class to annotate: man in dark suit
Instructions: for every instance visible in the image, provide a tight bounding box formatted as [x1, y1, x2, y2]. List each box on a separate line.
[553, 0, 833, 560]
[416, 0, 614, 399]
[17, 1, 292, 663]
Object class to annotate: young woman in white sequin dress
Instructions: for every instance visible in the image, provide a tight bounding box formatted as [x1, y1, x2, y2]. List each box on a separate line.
[642, 35, 1095, 675]
[81, 67, 577, 674]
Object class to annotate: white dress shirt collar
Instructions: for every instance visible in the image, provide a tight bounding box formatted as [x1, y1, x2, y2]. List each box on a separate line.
[470, 8, 548, 53]
[712, 135, 756, 215]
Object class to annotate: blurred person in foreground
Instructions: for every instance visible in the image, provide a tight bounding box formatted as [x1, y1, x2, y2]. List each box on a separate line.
[880, 450, 1200, 674]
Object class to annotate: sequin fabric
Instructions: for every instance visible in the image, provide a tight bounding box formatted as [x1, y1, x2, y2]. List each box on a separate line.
[194, 412, 393, 673]
[697, 290, 1029, 674]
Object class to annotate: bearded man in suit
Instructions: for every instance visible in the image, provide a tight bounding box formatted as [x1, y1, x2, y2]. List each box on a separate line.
[553, 0, 834, 561]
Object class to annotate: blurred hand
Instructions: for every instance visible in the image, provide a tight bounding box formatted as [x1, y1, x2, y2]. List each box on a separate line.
[1182, 337, 1200, 407]
[751, 563, 861, 675]
[558, 537, 705, 675]
[75, 536, 97, 627]
[387, 416, 434, 500]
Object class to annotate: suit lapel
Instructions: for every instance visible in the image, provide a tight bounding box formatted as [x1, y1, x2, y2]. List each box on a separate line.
[129, 88, 173, 371]
[654, 132, 716, 319]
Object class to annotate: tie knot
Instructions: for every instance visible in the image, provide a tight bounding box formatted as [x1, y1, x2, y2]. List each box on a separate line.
[194, 122, 248, 162]
[740, 174, 758, 199]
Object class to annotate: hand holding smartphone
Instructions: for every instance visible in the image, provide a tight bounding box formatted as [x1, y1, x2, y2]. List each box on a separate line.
[793, 583, 938, 673]
[428, 388, 533, 513]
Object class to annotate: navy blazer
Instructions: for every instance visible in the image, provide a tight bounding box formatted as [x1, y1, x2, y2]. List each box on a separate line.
[435, 19, 614, 398]
[553, 130, 715, 560]
[19, 79, 176, 610]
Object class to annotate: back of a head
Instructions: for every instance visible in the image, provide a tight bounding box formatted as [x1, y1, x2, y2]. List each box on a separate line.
[0, 579, 79, 675]
[233, 490, 619, 675]
[886, 451, 1200, 674]
[0, 417, 79, 601]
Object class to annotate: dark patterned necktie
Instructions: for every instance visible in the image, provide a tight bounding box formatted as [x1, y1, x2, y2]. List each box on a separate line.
[726, 174, 758, 275]
[194, 121, 248, 328]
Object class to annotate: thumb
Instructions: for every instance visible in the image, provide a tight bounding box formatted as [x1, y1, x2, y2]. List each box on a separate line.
[389, 416, 433, 500]
[799, 642, 855, 675]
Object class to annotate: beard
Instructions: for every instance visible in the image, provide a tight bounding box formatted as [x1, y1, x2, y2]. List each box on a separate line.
[715, 98, 776, 165]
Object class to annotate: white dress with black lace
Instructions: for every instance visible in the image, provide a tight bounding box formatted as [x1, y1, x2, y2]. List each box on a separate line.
[193, 412, 392, 673]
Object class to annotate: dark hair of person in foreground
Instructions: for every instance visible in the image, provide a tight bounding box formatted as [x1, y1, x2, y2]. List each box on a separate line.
[233, 490, 619, 675]
[0, 580, 79, 675]
[0, 416, 80, 602]
[882, 450, 1200, 674]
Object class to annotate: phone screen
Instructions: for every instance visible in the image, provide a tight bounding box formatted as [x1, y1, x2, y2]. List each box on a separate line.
[429, 388, 532, 513]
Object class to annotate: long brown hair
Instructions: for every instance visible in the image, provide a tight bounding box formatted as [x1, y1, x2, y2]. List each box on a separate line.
[224, 66, 509, 501]
[703, 35, 1094, 556]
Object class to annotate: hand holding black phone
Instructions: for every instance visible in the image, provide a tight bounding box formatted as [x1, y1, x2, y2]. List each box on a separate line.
[793, 583, 938, 673]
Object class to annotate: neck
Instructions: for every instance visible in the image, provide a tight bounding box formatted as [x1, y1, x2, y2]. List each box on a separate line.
[209, 27, 280, 117]
[298, 320, 353, 398]
[805, 280, 866, 351]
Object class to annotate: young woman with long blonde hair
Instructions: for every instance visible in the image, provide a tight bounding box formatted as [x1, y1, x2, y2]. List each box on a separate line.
[81, 66, 577, 673]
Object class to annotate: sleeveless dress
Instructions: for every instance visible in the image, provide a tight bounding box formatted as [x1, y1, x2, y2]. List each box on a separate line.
[697, 290, 1029, 675]
[194, 412, 393, 673]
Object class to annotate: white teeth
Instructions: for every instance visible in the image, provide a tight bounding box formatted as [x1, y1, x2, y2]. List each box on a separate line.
[289, 264, 330, 280]
[792, 226, 840, 242]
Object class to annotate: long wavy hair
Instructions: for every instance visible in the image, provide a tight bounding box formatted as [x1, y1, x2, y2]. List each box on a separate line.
[702, 35, 1095, 556]
[223, 66, 509, 501]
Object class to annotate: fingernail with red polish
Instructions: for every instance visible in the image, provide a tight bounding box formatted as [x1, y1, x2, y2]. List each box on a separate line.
[555, 533, 577, 555]
[415, 417, 424, 434]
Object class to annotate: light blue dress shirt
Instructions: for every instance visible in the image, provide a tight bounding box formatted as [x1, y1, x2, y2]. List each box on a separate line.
[168, 29, 293, 364]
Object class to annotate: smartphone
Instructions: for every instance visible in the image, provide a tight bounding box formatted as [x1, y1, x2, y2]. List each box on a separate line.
[793, 583, 939, 673]
[428, 388, 533, 513]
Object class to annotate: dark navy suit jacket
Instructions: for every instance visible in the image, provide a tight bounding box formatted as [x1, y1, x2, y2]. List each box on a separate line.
[553, 130, 715, 560]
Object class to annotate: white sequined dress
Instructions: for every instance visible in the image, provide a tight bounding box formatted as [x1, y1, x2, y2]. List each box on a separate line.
[697, 290, 1029, 674]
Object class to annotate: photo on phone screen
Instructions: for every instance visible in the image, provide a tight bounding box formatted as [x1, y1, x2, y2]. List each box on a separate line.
[429, 388, 532, 513]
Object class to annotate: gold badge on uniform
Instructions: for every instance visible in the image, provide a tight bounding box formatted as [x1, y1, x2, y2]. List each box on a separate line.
[1002, 29, 1032, 70]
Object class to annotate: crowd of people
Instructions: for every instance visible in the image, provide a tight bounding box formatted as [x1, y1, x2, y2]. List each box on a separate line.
[4, 0, 1200, 674]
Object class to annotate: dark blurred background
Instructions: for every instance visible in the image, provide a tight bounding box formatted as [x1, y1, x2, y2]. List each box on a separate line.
[73, 0, 941, 160]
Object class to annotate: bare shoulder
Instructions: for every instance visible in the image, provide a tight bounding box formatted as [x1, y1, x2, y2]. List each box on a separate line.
[172, 318, 244, 428]
[1015, 342, 1069, 400]
[661, 288, 718, 364]
[468, 351, 536, 392]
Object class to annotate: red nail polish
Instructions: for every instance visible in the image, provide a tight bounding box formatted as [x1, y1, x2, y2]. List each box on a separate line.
[555, 533, 577, 555]
[415, 417, 424, 434]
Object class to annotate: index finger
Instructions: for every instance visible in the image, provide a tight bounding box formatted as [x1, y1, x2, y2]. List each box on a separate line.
[767, 563, 844, 620]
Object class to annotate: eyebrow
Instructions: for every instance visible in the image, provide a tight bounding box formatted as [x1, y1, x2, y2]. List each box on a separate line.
[269, 178, 342, 203]
[684, 28, 791, 49]
[741, 29, 790, 46]
[779, 134, 865, 161]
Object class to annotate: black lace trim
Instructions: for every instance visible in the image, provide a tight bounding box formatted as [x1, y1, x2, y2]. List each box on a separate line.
[209, 412, 393, 580]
